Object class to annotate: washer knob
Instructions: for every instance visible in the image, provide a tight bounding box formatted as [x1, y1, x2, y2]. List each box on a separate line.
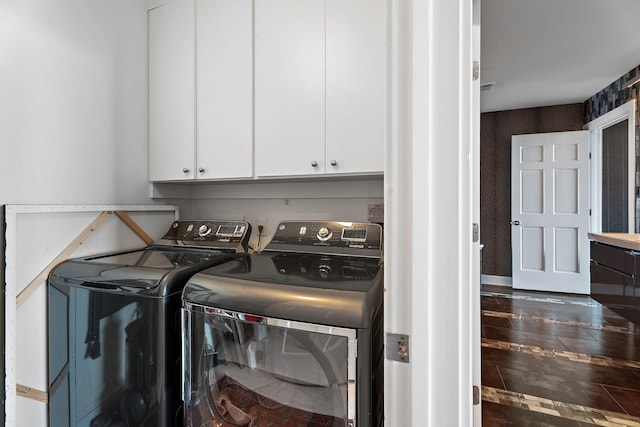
[317, 227, 332, 241]
[198, 224, 212, 237]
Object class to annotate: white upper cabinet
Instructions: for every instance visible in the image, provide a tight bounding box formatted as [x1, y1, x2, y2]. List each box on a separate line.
[254, 0, 386, 177]
[149, 0, 195, 181]
[149, 0, 385, 181]
[254, 0, 326, 177]
[197, 0, 253, 179]
[326, 0, 385, 174]
[149, 0, 253, 182]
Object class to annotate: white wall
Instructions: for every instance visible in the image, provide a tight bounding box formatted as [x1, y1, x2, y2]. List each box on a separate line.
[0, 0, 152, 205]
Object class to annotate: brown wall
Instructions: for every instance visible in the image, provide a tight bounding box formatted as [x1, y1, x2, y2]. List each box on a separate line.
[480, 104, 585, 277]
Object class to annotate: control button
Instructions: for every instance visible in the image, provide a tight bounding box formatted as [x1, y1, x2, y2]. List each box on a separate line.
[318, 264, 332, 279]
[317, 227, 333, 241]
[233, 226, 245, 237]
[198, 224, 212, 237]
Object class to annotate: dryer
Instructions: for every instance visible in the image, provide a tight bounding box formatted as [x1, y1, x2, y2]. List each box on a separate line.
[48, 220, 251, 427]
[181, 221, 383, 427]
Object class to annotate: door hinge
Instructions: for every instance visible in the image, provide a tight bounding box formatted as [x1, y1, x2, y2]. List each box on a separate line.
[473, 385, 481, 405]
[589, 152, 592, 159]
[472, 61, 480, 80]
[386, 333, 410, 363]
[472, 223, 480, 242]
[589, 209, 592, 216]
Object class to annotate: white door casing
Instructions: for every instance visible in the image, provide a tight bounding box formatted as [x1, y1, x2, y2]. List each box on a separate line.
[511, 131, 590, 294]
[585, 99, 636, 233]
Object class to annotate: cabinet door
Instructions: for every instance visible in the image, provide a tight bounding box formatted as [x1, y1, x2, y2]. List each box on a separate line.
[149, 0, 196, 181]
[326, 0, 385, 174]
[197, 0, 253, 179]
[254, 0, 325, 177]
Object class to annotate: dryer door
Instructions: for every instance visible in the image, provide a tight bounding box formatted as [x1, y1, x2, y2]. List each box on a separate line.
[183, 304, 357, 427]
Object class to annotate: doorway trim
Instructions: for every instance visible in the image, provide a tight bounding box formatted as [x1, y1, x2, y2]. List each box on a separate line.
[585, 99, 636, 233]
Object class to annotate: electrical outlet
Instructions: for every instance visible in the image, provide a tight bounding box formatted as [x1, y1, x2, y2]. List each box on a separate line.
[368, 204, 384, 223]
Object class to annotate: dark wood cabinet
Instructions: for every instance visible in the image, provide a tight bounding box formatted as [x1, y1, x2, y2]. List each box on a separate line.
[590, 240, 640, 324]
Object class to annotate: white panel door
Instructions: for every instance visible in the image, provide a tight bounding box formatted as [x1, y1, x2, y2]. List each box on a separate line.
[325, 0, 385, 174]
[254, 0, 325, 177]
[197, 0, 253, 179]
[149, 0, 196, 181]
[511, 131, 590, 293]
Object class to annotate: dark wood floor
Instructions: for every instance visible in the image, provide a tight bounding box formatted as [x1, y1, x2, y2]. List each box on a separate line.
[481, 284, 640, 426]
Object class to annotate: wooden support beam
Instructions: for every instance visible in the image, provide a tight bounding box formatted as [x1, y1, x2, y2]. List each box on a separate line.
[115, 210, 155, 246]
[16, 211, 110, 307]
[16, 384, 48, 403]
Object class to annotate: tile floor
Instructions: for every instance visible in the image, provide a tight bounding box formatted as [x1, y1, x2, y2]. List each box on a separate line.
[481, 284, 640, 426]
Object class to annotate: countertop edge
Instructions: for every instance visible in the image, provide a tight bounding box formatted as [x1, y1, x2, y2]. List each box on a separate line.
[588, 233, 640, 251]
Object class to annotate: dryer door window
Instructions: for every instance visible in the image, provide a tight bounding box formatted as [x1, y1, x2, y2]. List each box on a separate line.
[183, 305, 357, 427]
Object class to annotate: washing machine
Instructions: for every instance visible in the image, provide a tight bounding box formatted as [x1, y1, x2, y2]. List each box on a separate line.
[48, 219, 251, 427]
[181, 221, 383, 427]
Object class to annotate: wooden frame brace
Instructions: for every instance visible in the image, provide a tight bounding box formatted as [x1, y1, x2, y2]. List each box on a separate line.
[15, 211, 110, 307]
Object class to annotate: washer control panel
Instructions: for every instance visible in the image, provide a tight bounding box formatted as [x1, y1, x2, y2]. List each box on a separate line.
[265, 221, 382, 257]
[159, 220, 251, 251]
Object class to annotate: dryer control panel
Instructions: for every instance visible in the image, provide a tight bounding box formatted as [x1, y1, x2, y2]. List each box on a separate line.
[264, 221, 382, 258]
[157, 220, 252, 252]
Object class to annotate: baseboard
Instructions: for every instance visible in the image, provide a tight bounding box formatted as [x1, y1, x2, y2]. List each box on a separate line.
[481, 275, 512, 287]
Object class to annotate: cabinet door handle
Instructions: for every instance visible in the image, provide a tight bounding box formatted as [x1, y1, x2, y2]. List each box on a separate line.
[510, 220, 520, 226]
[182, 168, 190, 174]
[311, 161, 318, 167]
[198, 168, 205, 173]
[330, 160, 338, 166]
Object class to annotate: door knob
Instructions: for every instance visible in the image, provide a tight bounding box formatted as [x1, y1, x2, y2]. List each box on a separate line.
[182, 168, 190, 174]
[510, 220, 520, 226]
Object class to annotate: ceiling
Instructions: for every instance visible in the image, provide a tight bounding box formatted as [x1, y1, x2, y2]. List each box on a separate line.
[480, 0, 640, 113]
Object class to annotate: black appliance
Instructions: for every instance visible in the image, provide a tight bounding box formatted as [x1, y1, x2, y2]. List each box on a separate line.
[48, 220, 251, 427]
[182, 221, 383, 427]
